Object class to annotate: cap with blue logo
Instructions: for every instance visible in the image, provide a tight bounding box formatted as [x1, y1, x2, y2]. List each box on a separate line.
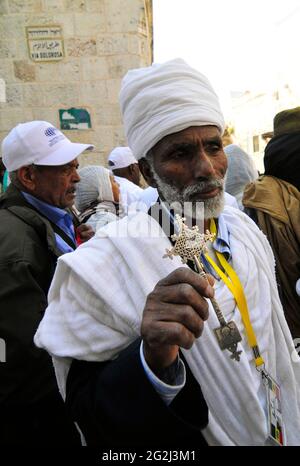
[1, 120, 94, 171]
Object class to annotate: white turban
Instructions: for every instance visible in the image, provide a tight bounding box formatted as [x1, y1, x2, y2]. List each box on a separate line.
[119, 58, 225, 160]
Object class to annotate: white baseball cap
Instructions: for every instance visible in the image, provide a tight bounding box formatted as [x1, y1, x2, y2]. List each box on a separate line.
[2, 120, 94, 171]
[108, 146, 138, 170]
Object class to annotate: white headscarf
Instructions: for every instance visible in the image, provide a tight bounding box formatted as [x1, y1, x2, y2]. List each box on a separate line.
[119, 58, 225, 159]
[75, 165, 115, 213]
[224, 144, 258, 209]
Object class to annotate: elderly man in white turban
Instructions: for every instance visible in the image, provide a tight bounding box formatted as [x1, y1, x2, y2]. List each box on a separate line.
[35, 59, 300, 447]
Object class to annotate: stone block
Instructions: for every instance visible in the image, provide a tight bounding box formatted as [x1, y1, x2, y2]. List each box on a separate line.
[128, 33, 150, 58]
[0, 0, 8, 15]
[128, 34, 140, 55]
[96, 33, 130, 55]
[31, 106, 58, 125]
[36, 60, 80, 82]
[14, 60, 36, 82]
[78, 149, 104, 168]
[9, 0, 42, 13]
[80, 80, 107, 104]
[35, 62, 61, 82]
[24, 14, 54, 26]
[0, 107, 34, 131]
[0, 109, 13, 131]
[5, 84, 23, 107]
[81, 57, 109, 80]
[63, 129, 94, 145]
[42, 0, 65, 12]
[106, 78, 121, 103]
[139, 56, 149, 68]
[16, 40, 29, 61]
[112, 125, 126, 147]
[85, 0, 105, 13]
[105, 0, 141, 33]
[43, 83, 80, 107]
[0, 40, 17, 59]
[95, 103, 121, 126]
[74, 13, 106, 35]
[58, 60, 81, 81]
[92, 125, 114, 151]
[66, 37, 97, 57]
[51, 14, 75, 37]
[97, 151, 107, 167]
[64, 0, 86, 12]
[0, 111, 8, 132]
[0, 16, 24, 40]
[106, 54, 141, 78]
[78, 150, 105, 167]
[23, 83, 45, 107]
[25, 14, 73, 37]
[0, 79, 6, 104]
[0, 130, 9, 142]
[0, 60, 13, 82]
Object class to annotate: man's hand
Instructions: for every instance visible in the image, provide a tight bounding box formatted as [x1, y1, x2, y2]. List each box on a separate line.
[141, 267, 214, 376]
[76, 224, 95, 244]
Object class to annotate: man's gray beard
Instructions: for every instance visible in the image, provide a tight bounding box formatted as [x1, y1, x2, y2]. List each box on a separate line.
[151, 170, 225, 221]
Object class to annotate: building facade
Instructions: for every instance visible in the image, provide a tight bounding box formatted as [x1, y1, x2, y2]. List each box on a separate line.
[231, 84, 300, 173]
[0, 0, 153, 166]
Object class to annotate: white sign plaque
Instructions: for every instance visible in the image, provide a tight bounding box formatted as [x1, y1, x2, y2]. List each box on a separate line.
[26, 26, 64, 62]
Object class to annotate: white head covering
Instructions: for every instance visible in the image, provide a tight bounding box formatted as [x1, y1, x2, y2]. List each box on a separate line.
[75, 165, 114, 213]
[224, 144, 258, 208]
[108, 146, 137, 170]
[119, 58, 225, 160]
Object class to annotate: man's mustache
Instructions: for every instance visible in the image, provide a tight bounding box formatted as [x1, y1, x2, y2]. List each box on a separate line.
[182, 178, 224, 197]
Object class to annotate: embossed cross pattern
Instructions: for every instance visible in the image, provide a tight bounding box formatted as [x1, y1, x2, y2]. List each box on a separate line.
[163, 214, 215, 263]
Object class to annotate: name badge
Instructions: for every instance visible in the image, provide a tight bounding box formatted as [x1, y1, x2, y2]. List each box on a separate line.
[262, 371, 284, 446]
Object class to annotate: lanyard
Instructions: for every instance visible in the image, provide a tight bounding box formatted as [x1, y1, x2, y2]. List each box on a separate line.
[204, 218, 264, 368]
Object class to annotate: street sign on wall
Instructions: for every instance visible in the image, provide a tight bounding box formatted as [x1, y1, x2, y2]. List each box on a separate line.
[26, 25, 64, 62]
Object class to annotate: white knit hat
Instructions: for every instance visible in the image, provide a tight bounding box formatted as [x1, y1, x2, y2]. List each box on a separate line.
[75, 165, 114, 213]
[119, 58, 225, 160]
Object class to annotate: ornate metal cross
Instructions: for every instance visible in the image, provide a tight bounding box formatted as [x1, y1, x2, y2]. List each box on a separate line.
[164, 214, 242, 362]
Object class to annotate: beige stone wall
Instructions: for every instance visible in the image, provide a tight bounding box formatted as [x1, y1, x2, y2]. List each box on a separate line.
[0, 0, 153, 166]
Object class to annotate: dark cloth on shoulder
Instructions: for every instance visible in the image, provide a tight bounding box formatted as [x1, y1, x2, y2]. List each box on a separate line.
[264, 133, 300, 191]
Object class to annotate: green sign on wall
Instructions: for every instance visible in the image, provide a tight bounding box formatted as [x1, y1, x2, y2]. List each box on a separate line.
[59, 108, 91, 130]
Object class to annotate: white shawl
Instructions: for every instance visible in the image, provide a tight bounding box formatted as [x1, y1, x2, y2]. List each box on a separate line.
[34, 207, 300, 446]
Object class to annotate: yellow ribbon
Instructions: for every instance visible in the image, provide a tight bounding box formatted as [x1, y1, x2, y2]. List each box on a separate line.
[204, 218, 264, 368]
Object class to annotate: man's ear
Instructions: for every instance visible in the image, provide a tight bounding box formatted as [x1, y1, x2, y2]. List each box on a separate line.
[138, 158, 157, 188]
[128, 164, 135, 178]
[129, 163, 139, 175]
[17, 166, 36, 191]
